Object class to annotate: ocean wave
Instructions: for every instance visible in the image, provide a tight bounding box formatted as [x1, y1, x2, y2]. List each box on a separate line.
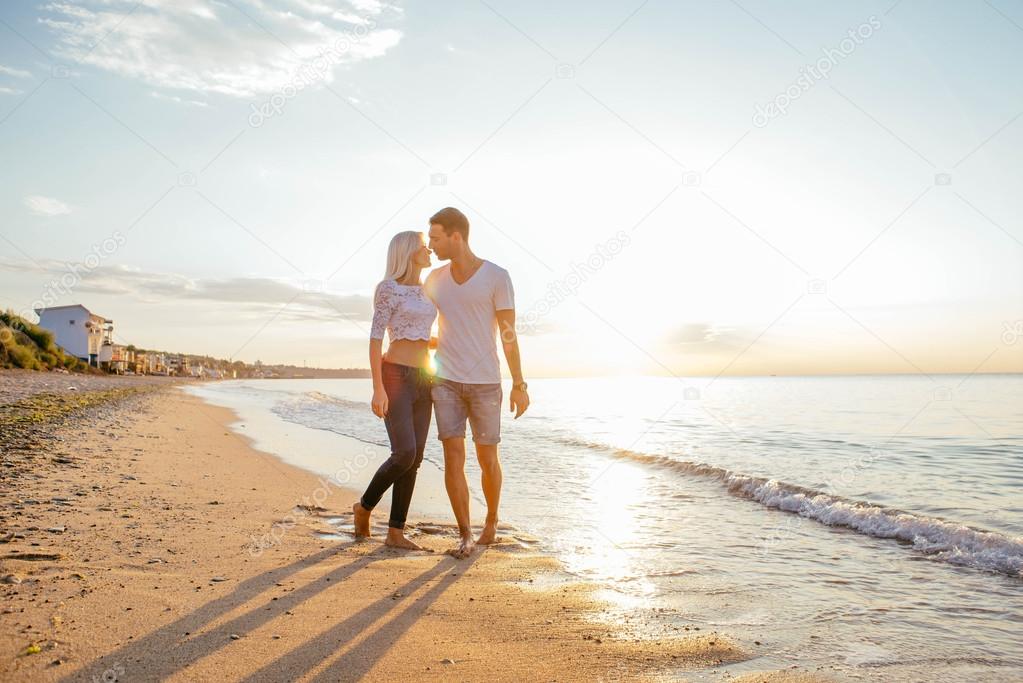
[270, 392, 388, 448]
[605, 446, 1023, 579]
[302, 391, 367, 411]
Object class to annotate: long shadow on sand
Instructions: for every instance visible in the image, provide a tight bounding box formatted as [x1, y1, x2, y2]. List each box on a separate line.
[242, 552, 479, 683]
[63, 545, 386, 683]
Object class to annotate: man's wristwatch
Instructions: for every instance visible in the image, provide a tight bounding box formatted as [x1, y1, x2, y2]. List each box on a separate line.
[513, 381, 528, 392]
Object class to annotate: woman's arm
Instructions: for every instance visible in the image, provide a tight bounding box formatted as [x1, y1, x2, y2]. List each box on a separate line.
[369, 281, 393, 418]
[369, 338, 388, 418]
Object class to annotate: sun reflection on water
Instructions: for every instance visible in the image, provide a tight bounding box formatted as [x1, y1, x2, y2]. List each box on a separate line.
[560, 459, 659, 602]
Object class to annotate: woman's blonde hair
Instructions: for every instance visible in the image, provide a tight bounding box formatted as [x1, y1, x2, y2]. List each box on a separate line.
[382, 231, 423, 284]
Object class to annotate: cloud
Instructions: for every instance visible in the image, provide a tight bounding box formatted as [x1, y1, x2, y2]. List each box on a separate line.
[665, 323, 748, 352]
[0, 65, 32, 78]
[0, 87, 24, 96]
[24, 195, 72, 216]
[350, 0, 397, 15]
[517, 315, 563, 336]
[79, 266, 372, 322]
[1, 259, 372, 324]
[149, 90, 208, 107]
[40, 0, 404, 98]
[669, 323, 726, 344]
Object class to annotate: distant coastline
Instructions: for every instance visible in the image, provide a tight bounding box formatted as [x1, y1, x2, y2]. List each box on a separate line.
[249, 366, 371, 379]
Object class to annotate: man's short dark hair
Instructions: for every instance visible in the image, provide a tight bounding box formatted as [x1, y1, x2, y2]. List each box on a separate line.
[430, 207, 469, 241]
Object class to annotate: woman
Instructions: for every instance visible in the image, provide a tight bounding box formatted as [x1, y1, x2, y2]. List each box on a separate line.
[353, 231, 436, 550]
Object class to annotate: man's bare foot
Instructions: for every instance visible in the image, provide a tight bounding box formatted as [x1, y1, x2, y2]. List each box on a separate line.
[447, 534, 475, 559]
[352, 501, 371, 538]
[477, 522, 499, 545]
[384, 529, 426, 551]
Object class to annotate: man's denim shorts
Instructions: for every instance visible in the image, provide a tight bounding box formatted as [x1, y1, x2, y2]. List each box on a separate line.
[431, 378, 503, 445]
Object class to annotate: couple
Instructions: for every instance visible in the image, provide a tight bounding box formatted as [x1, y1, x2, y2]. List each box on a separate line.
[352, 207, 530, 559]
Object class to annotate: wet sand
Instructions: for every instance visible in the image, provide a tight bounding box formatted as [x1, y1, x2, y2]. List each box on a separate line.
[0, 373, 834, 681]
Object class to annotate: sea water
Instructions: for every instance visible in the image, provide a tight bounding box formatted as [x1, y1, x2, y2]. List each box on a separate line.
[188, 374, 1023, 681]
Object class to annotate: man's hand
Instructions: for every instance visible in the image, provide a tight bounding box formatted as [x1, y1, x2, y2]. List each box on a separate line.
[509, 387, 529, 419]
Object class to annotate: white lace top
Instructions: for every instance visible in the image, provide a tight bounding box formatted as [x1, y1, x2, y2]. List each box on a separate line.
[370, 279, 436, 342]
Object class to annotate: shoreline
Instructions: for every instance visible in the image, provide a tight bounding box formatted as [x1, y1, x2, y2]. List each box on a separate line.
[0, 373, 833, 681]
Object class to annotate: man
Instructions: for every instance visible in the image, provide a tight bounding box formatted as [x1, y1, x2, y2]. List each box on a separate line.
[424, 207, 530, 559]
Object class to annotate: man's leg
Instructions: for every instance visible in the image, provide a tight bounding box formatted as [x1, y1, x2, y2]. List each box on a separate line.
[433, 379, 478, 559]
[441, 437, 475, 558]
[474, 443, 502, 544]
[467, 383, 504, 545]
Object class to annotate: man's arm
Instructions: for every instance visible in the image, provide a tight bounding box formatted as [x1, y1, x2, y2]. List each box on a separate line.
[496, 309, 529, 418]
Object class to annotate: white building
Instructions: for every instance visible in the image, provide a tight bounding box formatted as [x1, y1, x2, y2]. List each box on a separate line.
[34, 304, 113, 367]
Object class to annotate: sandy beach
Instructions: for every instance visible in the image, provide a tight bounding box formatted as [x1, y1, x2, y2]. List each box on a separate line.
[0, 372, 834, 682]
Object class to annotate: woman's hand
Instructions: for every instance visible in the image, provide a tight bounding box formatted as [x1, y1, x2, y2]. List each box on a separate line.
[371, 386, 388, 418]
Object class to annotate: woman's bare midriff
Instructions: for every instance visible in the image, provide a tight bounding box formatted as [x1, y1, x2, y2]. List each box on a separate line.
[383, 339, 431, 369]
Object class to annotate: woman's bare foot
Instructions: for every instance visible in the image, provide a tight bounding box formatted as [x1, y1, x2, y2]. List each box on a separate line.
[353, 501, 371, 538]
[384, 528, 425, 551]
[447, 534, 476, 559]
[477, 522, 499, 545]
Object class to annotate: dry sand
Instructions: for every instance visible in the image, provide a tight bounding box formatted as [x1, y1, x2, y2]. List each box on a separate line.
[1, 377, 835, 682]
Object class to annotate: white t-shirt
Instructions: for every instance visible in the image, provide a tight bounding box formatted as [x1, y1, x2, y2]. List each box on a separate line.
[424, 260, 514, 384]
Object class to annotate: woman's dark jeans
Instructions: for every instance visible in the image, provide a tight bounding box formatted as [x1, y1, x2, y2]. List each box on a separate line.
[360, 360, 432, 529]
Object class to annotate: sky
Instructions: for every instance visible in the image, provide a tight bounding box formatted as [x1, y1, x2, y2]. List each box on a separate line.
[1, 0, 1021, 378]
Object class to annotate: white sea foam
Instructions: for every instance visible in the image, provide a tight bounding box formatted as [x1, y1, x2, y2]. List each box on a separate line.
[271, 391, 387, 447]
[607, 446, 1023, 578]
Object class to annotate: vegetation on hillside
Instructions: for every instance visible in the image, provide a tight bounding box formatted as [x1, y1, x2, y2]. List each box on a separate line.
[0, 311, 94, 373]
